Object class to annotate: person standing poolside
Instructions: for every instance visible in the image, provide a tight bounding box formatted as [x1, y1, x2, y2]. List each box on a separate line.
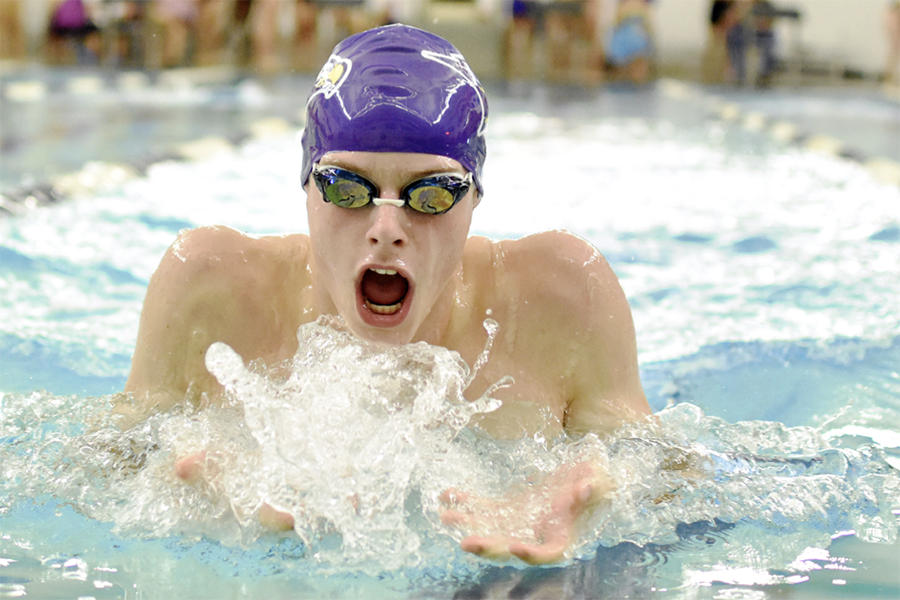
[123, 24, 651, 564]
[0, 0, 25, 61]
[703, 0, 740, 83]
[605, 0, 656, 84]
[886, 1, 900, 85]
[152, 0, 199, 68]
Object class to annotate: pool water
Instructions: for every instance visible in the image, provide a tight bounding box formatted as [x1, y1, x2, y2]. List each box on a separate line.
[1, 77, 899, 599]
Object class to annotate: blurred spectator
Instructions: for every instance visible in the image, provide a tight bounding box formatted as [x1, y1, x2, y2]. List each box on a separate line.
[0, 0, 25, 60]
[47, 0, 102, 65]
[724, 0, 778, 87]
[502, 0, 604, 85]
[605, 0, 654, 83]
[292, 0, 318, 72]
[101, 1, 149, 67]
[544, 0, 596, 83]
[723, 0, 751, 84]
[152, 0, 198, 68]
[249, 0, 281, 73]
[194, 0, 230, 66]
[545, 2, 575, 81]
[886, 1, 900, 85]
[502, 0, 538, 81]
[228, 0, 322, 74]
[582, 0, 606, 83]
[749, 0, 777, 86]
[702, 0, 740, 83]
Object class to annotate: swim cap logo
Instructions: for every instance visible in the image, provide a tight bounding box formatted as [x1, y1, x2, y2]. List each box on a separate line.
[312, 55, 352, 100]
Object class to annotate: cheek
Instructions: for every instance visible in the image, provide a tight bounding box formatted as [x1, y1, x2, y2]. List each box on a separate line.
[447, 208, 473, 247]
[308, 207, 346, 278]
[309, 202, 348, 248]
[423, 216, 470, 276]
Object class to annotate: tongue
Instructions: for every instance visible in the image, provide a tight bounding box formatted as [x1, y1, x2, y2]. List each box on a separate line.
[361, 270, 408, 306]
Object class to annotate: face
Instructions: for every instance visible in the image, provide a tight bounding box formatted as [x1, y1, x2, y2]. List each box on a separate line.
[306, 151, 478, 345]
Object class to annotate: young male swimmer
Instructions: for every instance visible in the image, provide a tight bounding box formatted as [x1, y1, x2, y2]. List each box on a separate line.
[123, 24, 651, 564]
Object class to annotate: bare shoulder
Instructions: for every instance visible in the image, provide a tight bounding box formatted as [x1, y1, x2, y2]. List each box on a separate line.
[472, 231, 650, 434]
[124, 226, 312, 411]
[145, 226, 314, 317]
[156, 225, 310, 283]
[496, 230, 623, 318]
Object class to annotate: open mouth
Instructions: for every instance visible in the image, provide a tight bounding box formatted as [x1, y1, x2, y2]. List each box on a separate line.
[360, 268, 409, 316]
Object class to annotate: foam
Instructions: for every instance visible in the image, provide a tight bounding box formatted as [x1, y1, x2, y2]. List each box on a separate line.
[0, 319, 896, 578]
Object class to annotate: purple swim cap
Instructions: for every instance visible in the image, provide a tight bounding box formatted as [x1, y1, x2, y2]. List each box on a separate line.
[301, 24, 488, 195]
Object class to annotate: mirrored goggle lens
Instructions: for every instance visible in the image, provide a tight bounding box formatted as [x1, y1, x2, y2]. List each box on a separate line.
[314, 166, 470, 214]
[405, 175, 470, 214]
[407, 185, 456, 214]
[314, 167, 375, 208]
[324, 179, 370, 208]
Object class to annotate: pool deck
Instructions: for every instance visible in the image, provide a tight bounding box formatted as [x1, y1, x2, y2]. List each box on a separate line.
[1, 61, 898, 216]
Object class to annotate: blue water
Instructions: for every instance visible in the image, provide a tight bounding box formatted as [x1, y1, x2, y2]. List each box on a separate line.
[1, 78, 899, 599]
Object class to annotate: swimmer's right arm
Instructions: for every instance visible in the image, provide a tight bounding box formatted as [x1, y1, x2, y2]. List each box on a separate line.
[123, 228, 224, 417]
[123, 226, 311, 420]
[123, 226, 273, 417]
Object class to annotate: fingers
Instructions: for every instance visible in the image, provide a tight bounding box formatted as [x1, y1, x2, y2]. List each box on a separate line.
[439, 488, 471, 506]
[439, 508, 470, 526]
[460, 536, 513, 561]
[550, 482, 593, 521]
[459, 536, 567, 565]
[441, 488, 510, 560]
[259, 503, 295, 531]
[174, 451, 207, 484]
[509, 540, 568, 565]
[174, 450, 297, 534]
[439, 488, 475, 526]
[441, 482, 590, 565]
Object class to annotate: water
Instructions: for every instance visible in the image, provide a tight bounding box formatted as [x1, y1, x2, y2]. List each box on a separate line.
[1, 82, 899, 598]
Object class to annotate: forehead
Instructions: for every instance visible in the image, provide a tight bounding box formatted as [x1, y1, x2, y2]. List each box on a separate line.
[319, 151, 466, 180]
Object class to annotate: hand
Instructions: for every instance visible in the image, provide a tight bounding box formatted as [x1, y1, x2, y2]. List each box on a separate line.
[174, 451, 296, 532]
[439, 461, 611, 564]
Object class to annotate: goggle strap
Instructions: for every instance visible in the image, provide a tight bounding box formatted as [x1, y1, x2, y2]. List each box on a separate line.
[372, 197, 406, 208]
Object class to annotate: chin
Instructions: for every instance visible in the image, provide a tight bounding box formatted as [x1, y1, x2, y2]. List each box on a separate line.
[349, 319, 417, 346]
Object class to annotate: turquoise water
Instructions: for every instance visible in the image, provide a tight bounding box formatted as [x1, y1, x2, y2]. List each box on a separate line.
[1, 81, 899, 599]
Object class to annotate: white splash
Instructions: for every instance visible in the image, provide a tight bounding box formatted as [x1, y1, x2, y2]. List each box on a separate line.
[201, 316, 506, 569]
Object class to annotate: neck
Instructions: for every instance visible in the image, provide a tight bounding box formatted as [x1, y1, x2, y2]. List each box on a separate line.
[413, 264, 465, 347]
[306, 253, 333, 319]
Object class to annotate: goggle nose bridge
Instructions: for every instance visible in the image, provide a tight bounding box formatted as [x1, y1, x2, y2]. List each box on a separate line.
[372, 197, 406, 208]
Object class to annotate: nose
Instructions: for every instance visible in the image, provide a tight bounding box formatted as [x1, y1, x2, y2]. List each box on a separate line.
[366, 204, 408, 248]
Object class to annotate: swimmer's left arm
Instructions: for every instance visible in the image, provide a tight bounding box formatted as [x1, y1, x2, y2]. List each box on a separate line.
[500, 229, 651, 432]
[562, 239, 651, 435]
[442, 232, 650, 564]
[523, 233, 651, 560]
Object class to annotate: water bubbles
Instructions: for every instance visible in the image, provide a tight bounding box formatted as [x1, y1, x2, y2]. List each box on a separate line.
[0, 319, 898, 580]
[195, 316, 510, 569]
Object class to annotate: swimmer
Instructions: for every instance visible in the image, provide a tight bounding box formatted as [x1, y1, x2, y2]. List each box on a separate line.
[122, 24, 651, 564]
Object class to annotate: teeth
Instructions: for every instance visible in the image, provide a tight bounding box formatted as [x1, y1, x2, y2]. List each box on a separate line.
[365, 299, 402, 315]
[373, 269, 397, 275]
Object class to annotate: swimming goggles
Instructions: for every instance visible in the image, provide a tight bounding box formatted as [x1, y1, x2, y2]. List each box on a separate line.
[312, 164, 472, 215]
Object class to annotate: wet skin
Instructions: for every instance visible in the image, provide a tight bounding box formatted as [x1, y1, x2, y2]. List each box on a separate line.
[123, 151, 651, 563]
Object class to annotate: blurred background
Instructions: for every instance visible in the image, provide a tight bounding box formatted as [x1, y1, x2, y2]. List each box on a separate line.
[1, 0, 897, 87]
[1, 0, 898, 204]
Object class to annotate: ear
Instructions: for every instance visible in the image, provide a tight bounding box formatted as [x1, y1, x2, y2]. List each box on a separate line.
[472, 191, 482, 209]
